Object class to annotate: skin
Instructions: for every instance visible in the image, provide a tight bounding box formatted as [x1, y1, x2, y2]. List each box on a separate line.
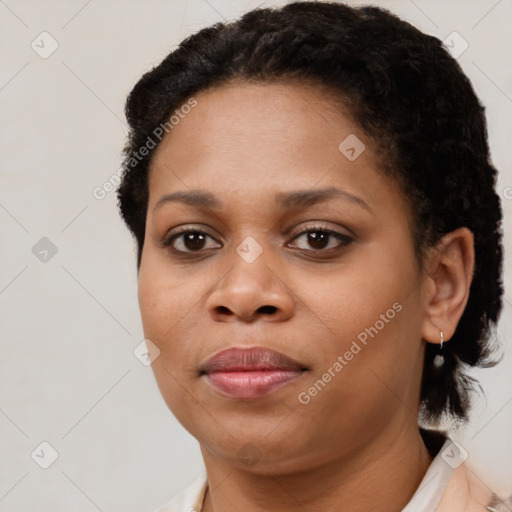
[137, 80, 475, 512]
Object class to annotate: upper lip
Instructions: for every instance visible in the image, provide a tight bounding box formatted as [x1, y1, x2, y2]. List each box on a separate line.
[200, 347, 307, 374]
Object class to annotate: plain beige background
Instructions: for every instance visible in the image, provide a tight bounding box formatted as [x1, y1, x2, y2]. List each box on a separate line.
[1, 0, 511, 510]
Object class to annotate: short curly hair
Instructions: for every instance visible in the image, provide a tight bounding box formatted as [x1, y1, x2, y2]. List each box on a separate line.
[117, 1, 503, 424]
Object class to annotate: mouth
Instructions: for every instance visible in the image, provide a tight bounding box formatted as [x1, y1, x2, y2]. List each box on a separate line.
[200, 346, 308, 400]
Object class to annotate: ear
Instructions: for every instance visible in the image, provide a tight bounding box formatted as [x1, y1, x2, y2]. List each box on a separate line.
[421, 227, 475, 346]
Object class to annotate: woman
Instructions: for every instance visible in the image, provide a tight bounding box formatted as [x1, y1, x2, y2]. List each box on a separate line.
[116, 2, 506, 511]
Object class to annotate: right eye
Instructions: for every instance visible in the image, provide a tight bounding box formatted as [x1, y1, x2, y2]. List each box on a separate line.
[161, 228, 222, 254]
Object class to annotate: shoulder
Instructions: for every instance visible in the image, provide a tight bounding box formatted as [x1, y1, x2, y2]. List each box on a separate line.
[152, 470, 208, 512]
[419, 429, 506, 512]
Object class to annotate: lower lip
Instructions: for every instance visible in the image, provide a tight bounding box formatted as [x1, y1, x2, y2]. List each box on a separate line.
[204, 370, 304, 399]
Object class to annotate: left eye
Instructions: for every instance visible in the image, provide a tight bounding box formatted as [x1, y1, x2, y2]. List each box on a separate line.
[288, 228, 353, 252]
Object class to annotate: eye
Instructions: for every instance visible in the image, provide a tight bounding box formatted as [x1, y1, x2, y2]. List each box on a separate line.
[161, 228, 221, 253]
[160, 224, 353, 256]
[288, 225, 353, 252]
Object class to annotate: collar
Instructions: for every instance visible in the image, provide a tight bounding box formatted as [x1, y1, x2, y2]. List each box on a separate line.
[402, 432, 455, 511]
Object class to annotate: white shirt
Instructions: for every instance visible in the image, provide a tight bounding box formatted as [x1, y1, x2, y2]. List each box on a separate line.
[153, 438, 457, 512]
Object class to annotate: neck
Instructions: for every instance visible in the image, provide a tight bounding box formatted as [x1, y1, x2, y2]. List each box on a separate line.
[200, 424, 432, 512]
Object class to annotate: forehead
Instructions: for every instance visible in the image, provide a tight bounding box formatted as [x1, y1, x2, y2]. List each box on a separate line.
[147, 81, 407, 220]
[150, 80, 355, 165]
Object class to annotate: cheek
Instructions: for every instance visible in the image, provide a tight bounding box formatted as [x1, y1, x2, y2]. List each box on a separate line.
[299, 254, 413, 341]
[297, 247, 422, 385]
[137, 263, 202, 421]
[138, 275, 169, 339]
[137, 257, 195, 352]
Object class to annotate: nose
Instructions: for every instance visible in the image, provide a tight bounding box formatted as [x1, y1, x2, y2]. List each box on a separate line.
[206, 244, 295, 323]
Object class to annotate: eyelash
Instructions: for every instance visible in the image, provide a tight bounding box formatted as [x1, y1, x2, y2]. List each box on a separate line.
[159, 224, 353, 257]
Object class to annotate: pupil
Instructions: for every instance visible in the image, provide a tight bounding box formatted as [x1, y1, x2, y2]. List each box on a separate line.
[185, 232, 205, 251]
[309, 231, 329, 249]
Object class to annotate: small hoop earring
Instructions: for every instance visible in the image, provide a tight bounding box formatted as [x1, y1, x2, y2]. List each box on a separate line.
[440, 330, 444, 349]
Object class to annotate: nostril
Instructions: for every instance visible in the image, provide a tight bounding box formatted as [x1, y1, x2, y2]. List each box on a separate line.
[214, 305, 277, 317]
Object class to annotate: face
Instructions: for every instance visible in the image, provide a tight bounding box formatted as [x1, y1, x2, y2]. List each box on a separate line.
[138, 81, 429, 474]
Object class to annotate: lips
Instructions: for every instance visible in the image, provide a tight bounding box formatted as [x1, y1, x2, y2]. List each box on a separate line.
[201, 346, 306, 374]
[201, 347, 307, 399]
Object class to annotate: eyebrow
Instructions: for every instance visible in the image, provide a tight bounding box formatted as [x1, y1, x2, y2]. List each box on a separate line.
[153, 186, 372, 213]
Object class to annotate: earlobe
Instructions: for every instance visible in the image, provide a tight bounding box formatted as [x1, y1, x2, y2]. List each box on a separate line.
[421, 227, 475, 346]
